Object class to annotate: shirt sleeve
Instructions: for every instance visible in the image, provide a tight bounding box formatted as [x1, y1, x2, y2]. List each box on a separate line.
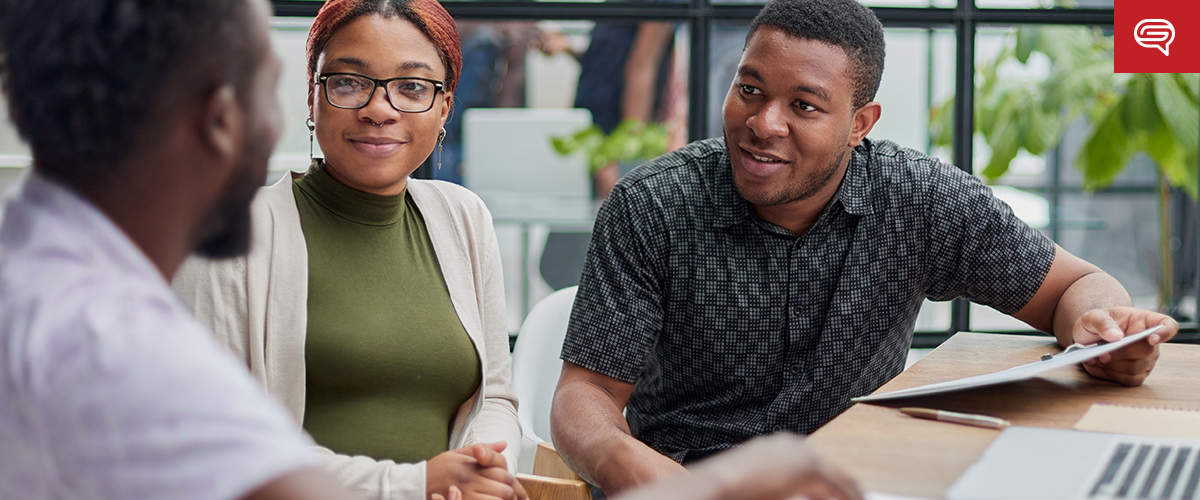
[560, 184, 667, 384]
[922, 162, 1056, 314]
[29, 284, 314, 500]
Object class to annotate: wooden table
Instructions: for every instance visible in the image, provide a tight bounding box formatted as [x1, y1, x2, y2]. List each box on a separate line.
[806, 332, 1200, 499]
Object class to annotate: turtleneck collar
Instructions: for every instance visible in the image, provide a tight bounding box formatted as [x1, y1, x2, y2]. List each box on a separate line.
[294, 159, 406, 227]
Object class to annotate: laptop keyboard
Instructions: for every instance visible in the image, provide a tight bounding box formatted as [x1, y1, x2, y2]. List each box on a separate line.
[1090, 443, 1200, 499]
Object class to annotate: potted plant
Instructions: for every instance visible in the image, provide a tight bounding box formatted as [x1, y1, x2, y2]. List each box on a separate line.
[930, 24, 1200, 315]
[551, 119, 669, 198]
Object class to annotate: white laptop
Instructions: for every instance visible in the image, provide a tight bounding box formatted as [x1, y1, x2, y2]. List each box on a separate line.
[461, 108, 595, 224]
[461, 107, 592, 200]
[949, 426, 1200, 500]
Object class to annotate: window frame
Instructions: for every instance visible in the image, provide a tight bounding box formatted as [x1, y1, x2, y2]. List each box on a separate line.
[272, 0, 1200, 346]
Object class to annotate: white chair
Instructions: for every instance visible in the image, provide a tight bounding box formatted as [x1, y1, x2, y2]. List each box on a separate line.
[510, 286, 591, 499]
[511, 285, 578, 473]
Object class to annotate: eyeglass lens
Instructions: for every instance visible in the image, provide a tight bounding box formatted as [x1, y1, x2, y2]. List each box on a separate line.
[325, 74, 437, 112]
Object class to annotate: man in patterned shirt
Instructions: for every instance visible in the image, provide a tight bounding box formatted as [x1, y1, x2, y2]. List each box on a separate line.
[550, 0, 1180, 496]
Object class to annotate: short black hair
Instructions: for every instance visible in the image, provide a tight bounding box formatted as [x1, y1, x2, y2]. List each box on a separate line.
[0, 0, 262, 186]
[747, 0, 885, 109]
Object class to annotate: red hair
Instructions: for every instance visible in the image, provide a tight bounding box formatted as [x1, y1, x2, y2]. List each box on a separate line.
[306, 0, 462, 100]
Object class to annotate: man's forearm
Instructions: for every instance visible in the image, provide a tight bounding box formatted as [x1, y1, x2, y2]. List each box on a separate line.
[1051, 271, 1132, 346]
[550, 380, 686, 495]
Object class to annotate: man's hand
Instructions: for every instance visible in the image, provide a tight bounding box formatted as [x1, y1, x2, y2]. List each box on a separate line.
[427, 441, 528, 500]
[1073, 307, 1179, 386]
[612, 433, 863, 500]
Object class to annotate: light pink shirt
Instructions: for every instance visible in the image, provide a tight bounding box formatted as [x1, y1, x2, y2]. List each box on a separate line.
[0, 172, 314, 500]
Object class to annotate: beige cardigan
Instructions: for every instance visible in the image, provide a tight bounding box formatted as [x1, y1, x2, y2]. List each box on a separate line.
[173, 173, 520, 500]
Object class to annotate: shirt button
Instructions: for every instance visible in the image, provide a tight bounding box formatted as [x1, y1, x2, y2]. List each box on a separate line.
[789, 364, 801, 375]
[772, 425, 784, 433]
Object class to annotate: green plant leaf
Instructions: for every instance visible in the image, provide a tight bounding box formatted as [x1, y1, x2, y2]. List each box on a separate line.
[982, 131, 1019, 180]
[1076, 101, 1131, 190]
[551, 136, 572, 155]
[1042, 56, 1113, 114]
[984, 91, 1021, 145]
[1145, 123, 1198, 200]
[1022, 104, 1059, 155]
[1120, 74, 1163, 136]
[929, 98, 955, 147]
[1015, 27, 1036, 64]
[1180, 73, 1199, 102]
[982, 102, 1021, 180]
[1154, 73, 1200, 154]
[1034, 26, 1094, 67]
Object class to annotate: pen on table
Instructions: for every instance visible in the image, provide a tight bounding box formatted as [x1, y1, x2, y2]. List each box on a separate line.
[899, 407, 1010, 430]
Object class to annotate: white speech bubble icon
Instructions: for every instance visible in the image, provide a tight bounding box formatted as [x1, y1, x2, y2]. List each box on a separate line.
[1135, 19, 1175, 56]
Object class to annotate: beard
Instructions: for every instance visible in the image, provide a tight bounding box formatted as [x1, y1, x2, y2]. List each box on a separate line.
[193, 190, 253, 258]
[193, 138, 270, 259]
[726, 132, 847, 208]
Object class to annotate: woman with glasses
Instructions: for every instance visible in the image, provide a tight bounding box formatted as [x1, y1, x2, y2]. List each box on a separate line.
[174, 1, 524, 499]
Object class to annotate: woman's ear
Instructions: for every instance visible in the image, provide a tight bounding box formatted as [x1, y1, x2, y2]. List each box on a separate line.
[440, 91, 454, 126]
[308, 80, 318, 121]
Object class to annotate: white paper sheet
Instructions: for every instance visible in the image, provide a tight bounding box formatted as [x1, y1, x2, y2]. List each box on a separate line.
[853, 326, 1163, 403]
[866, 492, 935, 500]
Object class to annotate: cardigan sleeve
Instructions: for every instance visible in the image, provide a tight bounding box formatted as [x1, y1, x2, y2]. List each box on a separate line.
[459, 203, 521, 472]
[311, 449, 428, 500]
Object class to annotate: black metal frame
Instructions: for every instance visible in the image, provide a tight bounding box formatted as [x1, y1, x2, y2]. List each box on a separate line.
[273, 1, 1200, 347]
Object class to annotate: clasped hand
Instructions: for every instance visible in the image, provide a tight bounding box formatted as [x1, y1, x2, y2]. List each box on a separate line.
[1072, 306, 1178, 386]
[427, 441, 528, 500]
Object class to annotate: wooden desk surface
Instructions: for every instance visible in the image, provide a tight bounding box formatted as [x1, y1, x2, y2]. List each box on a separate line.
[806, 332, 1200, 499]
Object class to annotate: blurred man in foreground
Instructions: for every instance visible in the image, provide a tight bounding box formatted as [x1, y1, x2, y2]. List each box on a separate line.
[0, 0, 350, 498]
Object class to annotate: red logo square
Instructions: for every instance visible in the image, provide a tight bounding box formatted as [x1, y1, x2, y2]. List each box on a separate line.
[1115, 0, 1200, 73]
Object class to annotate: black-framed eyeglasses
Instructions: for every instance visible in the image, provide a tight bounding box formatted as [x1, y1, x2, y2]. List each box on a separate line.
[317, 72, 445, 113]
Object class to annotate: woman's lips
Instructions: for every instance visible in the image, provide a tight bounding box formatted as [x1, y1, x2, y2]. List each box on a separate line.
[349, 138, 403, 157]
[739, 147, 788, 177]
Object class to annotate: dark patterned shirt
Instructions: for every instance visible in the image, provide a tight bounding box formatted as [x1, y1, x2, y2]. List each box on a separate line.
[561, 137, 1056, 463]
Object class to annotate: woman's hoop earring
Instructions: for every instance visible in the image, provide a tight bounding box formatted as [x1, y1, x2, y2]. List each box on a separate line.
[306, 118, 316, 160]
[437, 127, 446, 170]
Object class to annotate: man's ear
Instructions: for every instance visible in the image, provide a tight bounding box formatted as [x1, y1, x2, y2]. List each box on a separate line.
[847, 101, 882, 148]
[199, 85, 245, 166]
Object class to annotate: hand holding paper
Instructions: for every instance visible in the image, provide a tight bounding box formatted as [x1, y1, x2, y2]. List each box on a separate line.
[1073, 307, 1178, 387]
[854, 325, 1166, 403]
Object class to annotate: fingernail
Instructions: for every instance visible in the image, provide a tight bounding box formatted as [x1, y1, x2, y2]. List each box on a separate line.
[1108, 328, 1124, 339]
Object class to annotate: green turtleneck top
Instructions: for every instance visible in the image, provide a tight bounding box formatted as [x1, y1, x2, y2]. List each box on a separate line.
[294, 163, 481, 463]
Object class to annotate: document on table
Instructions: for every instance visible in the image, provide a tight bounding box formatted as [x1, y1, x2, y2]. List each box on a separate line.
[1075, 403, 1200, 439]
[867, 492, 934, 500]
[853, 326, 1163, 403]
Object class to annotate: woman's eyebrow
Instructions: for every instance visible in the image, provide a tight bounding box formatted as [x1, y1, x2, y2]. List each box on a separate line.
[328, 56, 369, 70]
[395, 60, 434, 73]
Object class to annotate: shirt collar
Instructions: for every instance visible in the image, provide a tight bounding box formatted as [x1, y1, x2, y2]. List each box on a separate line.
[708, 144, 753, 231]
[709, 138, 875, 231]
[836, 139, 875, 217]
